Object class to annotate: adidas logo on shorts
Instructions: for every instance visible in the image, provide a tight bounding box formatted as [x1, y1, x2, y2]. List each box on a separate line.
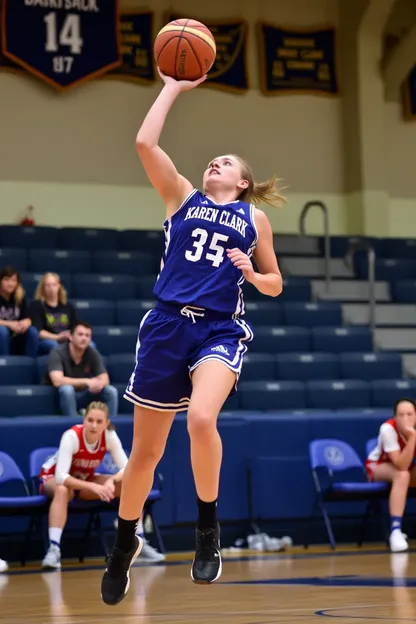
[211, 345, 230, 356]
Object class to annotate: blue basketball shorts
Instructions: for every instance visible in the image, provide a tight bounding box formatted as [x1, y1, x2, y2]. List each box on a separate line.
[124, 301, 254, 412]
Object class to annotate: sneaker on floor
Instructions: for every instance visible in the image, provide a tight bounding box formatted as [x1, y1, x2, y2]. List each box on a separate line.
[191, 524, 222, 585]
[139, 540, 166, 563]
[390, 530, 408, 553]
[0, 559, 8, 573]
[101, 536, 143, 606]
[42, 545, 61, 570]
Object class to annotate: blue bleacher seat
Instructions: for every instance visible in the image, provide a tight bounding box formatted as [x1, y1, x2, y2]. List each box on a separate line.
[107, 354, 136, 384]
[326, 236, 381, 258]
[118, 229, 165, 252]
[340, 352, 402, 380]
[393, 280, 416, 303]
[382, 238, 416, 260]
[28, 249, 90, 274]
[252, 327, 311, 353]
[0, 225, 58, 249]
[240, 354, 275, 382]
[136, 276, 157, 299]
[58, 227, 118, 250]
[71, 274, 136, 300]
[244, 302, 283, 326]
[276, 353, 340, 381]
[239, 380, 306, 410]
[312, 327, 373, 352]
[356, 258, 416, 281]
[0, 356, 36, 385]
[36, 355, 48, 383]
[0, 248, 27, 271]
[0, 386, 57, 417]
[278, 278, 312, 302]
[90, 251, 157, 276]
[115, 300, 154, 326]
[73, 300, 115, 326]
[371, 379, 416, 407]
[114, 384, 134, 413]
[92, 326, 137, 356]
[306, 380, 371, 409]
[21, 272, 71, 298]
[283, 302, 343, 327]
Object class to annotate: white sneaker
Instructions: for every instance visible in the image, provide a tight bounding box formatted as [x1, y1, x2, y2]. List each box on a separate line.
[139, 540, 166, 563]
[42, 544, 61, 570]
[0, 559, 8, 573]
[389, 530, 408, 553]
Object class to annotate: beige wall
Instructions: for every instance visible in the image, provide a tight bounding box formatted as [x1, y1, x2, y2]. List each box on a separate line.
[0, 0, 415, 236]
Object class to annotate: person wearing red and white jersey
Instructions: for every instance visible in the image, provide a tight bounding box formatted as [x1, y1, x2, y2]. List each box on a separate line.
[40, 401, 164, 569]
[366, 398, 416, 553]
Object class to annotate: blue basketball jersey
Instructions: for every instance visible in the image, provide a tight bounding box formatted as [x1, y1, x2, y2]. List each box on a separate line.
[153, 189, 258, 315]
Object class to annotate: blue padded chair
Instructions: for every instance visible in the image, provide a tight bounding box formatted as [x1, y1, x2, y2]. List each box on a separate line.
[28, 249, 91, 274]
[366, 437, 378, 457]
[115, 300, 155, 326]
[340, 352, 403, 381]
[58, 227, 118, 251]
[71, 274, 136, 300]
[371, 380, 416, 407]
[306, 439, 389, 549]
[0, 225, 58, 249]
[252, 327, 311, 354]
[0, 247, 27, 271]
[239, 380, 306, 410]
[92, 326, 137, 356]
[90, 251, 157, 277]
[278, 278, 312, 302]
[244, 303, 284, 326]
[73, 300, 115, 326]
[106, 353, 136, 384]
[283, 302, 343, 327]
[118, 229, 165, 252]
[0, 356, 37, 385]
[0, 451, 48, 564]
[382, 238, 416, 260]
[136, 276, 158, 299]
[393, 281, 416, 303]
[276, 353, 340, 381]
[312, 327, 373, 352]
[0, 386, 57, 417]
[239, 354, 276, 382]
[306, 380, 371, 410]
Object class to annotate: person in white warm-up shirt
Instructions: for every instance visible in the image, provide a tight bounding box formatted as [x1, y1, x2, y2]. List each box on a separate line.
[39, 401, 164, 569]
[366, 398, 416, 553]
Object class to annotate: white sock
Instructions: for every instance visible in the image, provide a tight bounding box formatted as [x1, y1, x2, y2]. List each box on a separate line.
[135, 519, 144, 537]
[49, 527, 63, 547]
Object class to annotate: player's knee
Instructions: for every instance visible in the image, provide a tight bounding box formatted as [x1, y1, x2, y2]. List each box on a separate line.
[54, 484, 71, 501]
[130, 441, 165, 470]
[393, 470, 411, 487]
[187, 407, 217, 439]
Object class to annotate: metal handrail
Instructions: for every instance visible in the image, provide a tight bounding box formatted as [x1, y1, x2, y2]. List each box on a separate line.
[299, 201, 330, 292]
[344, 240, 376, 338]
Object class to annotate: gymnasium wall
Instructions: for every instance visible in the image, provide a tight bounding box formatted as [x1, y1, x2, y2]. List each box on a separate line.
[0, 0, 415, 237]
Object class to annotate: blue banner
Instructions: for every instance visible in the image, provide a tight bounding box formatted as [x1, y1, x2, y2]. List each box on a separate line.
[104, 10, 155, 85]
[166, 14, 249, 93]
[403, 65, 416, 120]
[1, 0, 121, 91]
[258, 23, 339, 96]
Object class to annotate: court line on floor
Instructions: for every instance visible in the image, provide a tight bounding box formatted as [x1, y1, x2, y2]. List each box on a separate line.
[315, 603, 415, 621]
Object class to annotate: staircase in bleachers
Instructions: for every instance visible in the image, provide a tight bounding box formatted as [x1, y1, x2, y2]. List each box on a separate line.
[0, 225, 416, 417]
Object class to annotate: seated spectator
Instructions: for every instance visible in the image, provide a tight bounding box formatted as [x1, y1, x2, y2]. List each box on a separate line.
[29, 272, 78, 355]
[47, 321, 118, 417]
[366, 398, 416, 553]
[0, 558, 7, 573]
[39, 402, 164, 569]
[0, 265, 38, 357]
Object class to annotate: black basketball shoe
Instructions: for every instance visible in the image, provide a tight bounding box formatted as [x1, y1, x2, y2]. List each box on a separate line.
[191, 523, 222, 584]
[101, 536, 143, 605]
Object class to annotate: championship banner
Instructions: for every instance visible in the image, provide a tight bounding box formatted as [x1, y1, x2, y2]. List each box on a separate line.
[402, 66, 416, 120]
[1, 0, 121, 92]
[166, 13, 249, 93]
[0, 0, 22, 73]
[104, 10, 155, 85]
[258, 23, 339, 96]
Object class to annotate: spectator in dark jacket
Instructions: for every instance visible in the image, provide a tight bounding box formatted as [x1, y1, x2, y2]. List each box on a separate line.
[0, 265, 38, 357]
[29, 272, 78, 355]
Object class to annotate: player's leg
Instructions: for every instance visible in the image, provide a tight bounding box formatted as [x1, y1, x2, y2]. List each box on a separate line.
[187, 360, 236, 584]
[42, 477, 74, 569]
[373, 463, 411, 552]
[101, 406, 175, 604]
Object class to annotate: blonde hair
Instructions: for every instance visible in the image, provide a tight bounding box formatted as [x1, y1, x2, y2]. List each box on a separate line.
[85, 401, 115, 430]
[230, 154, 286, 208]
[34, 272, 68, 304]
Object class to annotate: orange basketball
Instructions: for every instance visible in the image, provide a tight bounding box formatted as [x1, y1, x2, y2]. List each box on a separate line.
[154, 19, 216, 81]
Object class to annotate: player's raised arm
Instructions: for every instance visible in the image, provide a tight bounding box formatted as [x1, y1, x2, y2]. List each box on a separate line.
[136, 70, 206, 215]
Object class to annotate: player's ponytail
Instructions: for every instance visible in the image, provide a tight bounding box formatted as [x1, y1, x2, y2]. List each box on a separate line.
[231, 154, 286, 208]
[85, 401, 116, 430]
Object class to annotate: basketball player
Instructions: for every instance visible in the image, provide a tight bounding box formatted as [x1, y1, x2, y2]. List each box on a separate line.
[101, 70, 283, 605]
[366, 398, 416, 552]
[40, 401, 164, 569]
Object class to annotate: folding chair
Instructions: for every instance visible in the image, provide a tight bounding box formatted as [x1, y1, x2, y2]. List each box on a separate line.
[305, 439, 389, 549]
[0, 451, 48, 565]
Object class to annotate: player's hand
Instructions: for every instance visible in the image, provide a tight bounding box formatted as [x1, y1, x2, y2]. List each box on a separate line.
[227, 248, 256, 283]
[158, 68, 207, 92]
[104, 478, 116, 496]
[405, 427, 416, 438]
[91, 483, 114, 503]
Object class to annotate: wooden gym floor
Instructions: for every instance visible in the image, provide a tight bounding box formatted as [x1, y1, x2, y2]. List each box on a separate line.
[1, 544, 416, 623]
